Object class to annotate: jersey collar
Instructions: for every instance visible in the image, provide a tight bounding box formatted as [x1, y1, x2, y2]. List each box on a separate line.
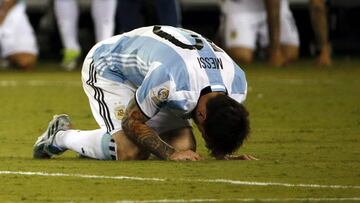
[200, 85, 228, 96]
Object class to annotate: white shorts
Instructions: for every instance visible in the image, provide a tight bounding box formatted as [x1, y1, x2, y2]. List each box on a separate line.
[224, 11, 299, 49]
[81, 49, 191, 134]
[0, 3, 38, 57]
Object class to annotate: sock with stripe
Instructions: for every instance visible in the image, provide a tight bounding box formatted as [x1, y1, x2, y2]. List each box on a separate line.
[91, 0, 117, 42]
[54, 0, 81, 51]
[53, 129, 111, 160]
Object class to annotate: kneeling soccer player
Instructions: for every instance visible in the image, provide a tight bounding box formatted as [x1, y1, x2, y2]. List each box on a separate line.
[33, 26, 256, 161]
[0, 0, 38, 70]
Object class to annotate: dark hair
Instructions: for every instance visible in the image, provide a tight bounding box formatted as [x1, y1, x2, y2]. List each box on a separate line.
[204, 94, 250, 156]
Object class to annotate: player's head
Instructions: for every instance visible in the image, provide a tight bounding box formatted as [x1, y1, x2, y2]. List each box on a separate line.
[193, 94, 250, 158]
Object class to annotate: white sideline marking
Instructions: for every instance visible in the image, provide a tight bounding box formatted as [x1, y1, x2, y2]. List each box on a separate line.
[189, 178, 360, 189]
[116, 197, 360, 202]
[1, 170, 360, 190]
[114, 197, 360, 202]
[0, 80, 80, 87]
[0, 171, 165, 182]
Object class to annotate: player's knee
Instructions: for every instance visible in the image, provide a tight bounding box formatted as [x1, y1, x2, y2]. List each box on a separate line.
[8, 54, 37, 71]
[161, 128, 196, 151]
[228, 48, 253, 64]
[310, 0, 324, 6]
[119, 149, 150, 161]
[171, 136, 196, 151]
[285, 48, 299, 62]
[113, 130, 151, 160]
[287, 51, 299, 62]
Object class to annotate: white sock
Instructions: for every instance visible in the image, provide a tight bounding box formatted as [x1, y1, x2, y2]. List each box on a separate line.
[91, 0, 117, 42]
[54, 129, 109, 160]
[54, 0, 81, 51]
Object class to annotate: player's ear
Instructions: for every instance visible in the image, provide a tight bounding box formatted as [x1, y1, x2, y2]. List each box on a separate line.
[197, 110, 206, 123]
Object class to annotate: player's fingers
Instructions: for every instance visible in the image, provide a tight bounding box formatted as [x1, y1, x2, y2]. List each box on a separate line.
[185, 154, 201, 161]
[194, 154, 203, 161]
[248, 155, 259, 160]
[242, 155, 251, 160]
[184, 156, 197, 161]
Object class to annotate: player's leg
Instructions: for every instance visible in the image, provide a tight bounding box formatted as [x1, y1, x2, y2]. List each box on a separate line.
[160, 128, 196, 152]
[259, 10, 299, 66]
[33, 113, 119, 160]
[91, 0, 117, 42]
[116, 0, 143, 33]
[112, 108, 195, 160]
[154, 0, 181, 27]
[53, 129, 117, 160]
[228, 48, 254, 65]
[223, 12, 257, 64]
[309, 0, 331, 66]
[80, 53, 148, 160]
[1, 3, 38, 70]
[281, 45, 299, 63]
[54, 0, 81, 70]
[146, 108, 195, 152]
[112, 130, 150, 160]
[279, 10, 299, 63]
[7, 54, 37, 70]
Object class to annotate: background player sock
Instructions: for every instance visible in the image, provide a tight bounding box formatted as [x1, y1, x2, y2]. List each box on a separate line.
[54, 0, 81, 51]
[91, 0, 117, 42]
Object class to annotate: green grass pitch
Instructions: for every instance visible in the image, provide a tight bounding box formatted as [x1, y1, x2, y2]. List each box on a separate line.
[0, 60, 359, 202]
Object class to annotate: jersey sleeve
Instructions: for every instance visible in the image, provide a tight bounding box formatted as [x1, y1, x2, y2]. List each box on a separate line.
[135, 66, 174, 118]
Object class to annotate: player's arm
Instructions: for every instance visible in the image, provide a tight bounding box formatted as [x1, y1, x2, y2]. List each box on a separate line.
[122, 98, 201, 161]
[0, 0, 17, 24]
[309, 0, 331, 66]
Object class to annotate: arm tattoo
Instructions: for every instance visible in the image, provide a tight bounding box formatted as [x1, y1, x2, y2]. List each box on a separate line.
[122, 98, 175, 159]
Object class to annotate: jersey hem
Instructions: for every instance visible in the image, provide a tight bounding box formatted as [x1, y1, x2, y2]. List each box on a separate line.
[134, 92, 152, 119]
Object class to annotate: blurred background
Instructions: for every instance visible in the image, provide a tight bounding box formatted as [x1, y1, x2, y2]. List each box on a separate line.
[5, 0, 360, 68]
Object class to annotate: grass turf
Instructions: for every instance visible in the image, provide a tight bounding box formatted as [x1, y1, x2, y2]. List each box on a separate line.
[0, 59, 359, 202]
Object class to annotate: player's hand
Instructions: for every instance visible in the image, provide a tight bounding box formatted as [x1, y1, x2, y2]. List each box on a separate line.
[223, 154, 259, 160]
[169, 150, 202, 161]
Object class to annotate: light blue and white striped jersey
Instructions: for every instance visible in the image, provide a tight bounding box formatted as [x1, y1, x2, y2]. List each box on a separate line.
[91, 26, 247, 118]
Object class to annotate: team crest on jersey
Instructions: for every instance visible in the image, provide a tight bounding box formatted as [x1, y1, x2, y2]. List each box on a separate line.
[152, 88, 169, 105]
[114, 105, 126, 120]
[157, 88, 169, 101]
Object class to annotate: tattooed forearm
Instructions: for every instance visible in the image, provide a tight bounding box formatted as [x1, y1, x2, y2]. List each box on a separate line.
[122, 98, 175, 159]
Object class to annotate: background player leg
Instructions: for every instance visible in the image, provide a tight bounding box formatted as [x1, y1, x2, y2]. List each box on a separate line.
[54, 0, 81, 70]
[227, 47, 254, 65]
[154, 0, 181, 27]
[7, 53, 37, 70]
[91, 0, 117, 42]
[281, 45, 299, 64]
[115, 0, 143, 33]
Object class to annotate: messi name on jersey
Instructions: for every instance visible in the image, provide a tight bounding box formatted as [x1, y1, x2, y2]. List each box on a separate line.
[197, 57, 223, 69]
